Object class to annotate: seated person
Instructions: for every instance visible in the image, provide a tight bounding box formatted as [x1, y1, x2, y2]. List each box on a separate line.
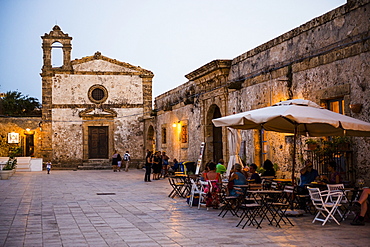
[321, 161, 342, 184]
[216, 159, 227, 175]
[297, 160, 319, 210]
[262, 159, 275, 177]
[249, 163, 261, 184]
[168, 158, 179, 175]
[200, 162, 210, 181]
[351, 188, 370, 226]
[228, 163, 247, 196]
[298, 160, 319, 188]
[204, 162, 221, 208]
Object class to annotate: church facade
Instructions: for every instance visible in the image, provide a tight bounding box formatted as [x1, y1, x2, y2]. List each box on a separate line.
[39, 25, 153, 167]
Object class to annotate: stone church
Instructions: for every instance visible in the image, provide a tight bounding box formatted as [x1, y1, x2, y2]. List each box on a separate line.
[39, 25, 154, 167]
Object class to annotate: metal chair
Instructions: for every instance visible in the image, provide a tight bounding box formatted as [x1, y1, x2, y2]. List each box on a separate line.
[327, 183, 350, 220]
[308, 187, 343, 226]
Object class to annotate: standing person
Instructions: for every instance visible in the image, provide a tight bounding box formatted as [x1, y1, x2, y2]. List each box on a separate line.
[123, 151, 131, 172]
[162, 151, 170, 177]
[111, 150, 120, 172]
[153, 151, 162, 180]
[117, 152, 122, 172]
[144, 151, 153, 182]
[46, 161, 51, 174]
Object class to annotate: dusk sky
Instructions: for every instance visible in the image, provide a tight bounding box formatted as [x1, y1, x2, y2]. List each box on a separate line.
[0, 0, 346, 101]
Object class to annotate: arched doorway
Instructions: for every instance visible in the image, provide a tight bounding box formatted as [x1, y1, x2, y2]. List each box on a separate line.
[205, 105, 223, 163]
[146, 125, 155, 152]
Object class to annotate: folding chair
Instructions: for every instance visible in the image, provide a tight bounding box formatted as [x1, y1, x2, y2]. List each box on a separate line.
[188, 178, 199, 206]
[268, 186, 294, 227]
[236, 189, 262, 229]
[218, 186, 243, 217]
[327, 184, 350, 220]
[168, 176, 185, 198]
[308, 187, 343, 226]
[198, 180, 211, 210]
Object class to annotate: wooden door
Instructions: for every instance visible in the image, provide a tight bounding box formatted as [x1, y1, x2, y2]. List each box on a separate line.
[88, 127, 108, 159]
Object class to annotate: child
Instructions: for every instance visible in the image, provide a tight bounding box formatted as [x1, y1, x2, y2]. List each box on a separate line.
[46, 161, 51, 174]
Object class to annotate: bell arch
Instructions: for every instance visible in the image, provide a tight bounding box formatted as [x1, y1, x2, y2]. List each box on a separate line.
[205, 104, 223, 163]
[41, 25, 72, 71]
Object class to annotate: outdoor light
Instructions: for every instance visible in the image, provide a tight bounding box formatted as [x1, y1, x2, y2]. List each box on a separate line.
[24, 128, 35, 135]
[172, 123, 177, 128]
[350, 104, 362, 113]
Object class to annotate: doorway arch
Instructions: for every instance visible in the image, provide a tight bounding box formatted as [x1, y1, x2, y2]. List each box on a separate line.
[146, 125, 155, 152]
[205, 104, 223, 163]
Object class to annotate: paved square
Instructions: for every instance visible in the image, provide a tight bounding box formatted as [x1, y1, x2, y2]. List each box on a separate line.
[0, 170, 368, 246]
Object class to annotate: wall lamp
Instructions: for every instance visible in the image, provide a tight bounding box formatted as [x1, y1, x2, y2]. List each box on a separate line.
[350, 104, 362, 113]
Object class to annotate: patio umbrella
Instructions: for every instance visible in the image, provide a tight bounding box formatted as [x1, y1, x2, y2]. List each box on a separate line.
[212, 99, 370, 184]
[226, 128, 243, 176]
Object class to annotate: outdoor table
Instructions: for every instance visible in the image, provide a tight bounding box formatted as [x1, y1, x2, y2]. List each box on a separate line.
[305, 182, 328, 191]
[244, 190, 291, 228]
[273, 178, 293, 189]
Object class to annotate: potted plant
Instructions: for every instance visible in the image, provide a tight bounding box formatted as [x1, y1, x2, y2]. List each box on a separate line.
[0, 158, 17, 180]
[305, 138, 319, 151]
[333, 136, 350, 151]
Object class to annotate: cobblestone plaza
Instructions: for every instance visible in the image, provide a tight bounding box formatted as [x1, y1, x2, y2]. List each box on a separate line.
[0, 170, 368, 246]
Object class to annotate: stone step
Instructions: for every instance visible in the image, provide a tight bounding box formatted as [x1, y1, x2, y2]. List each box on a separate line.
[78, 159, 111, 170]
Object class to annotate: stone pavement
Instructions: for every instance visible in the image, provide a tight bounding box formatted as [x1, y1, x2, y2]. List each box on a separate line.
[0, 169, 368, 247]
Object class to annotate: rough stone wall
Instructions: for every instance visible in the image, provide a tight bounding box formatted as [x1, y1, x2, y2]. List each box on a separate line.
[155, 60, 231, 165]
[228, 0, 370, 179]
[0, 117, 42, 157]
[52, 73, 143, 105]
[154, 0, 370, 182]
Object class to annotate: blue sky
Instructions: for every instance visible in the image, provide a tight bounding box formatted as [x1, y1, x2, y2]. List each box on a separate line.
[0, 0, 346, 101]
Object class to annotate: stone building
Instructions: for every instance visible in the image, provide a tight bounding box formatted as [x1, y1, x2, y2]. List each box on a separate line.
[152, 0, 370, 181]
[39, 25, 153, 167]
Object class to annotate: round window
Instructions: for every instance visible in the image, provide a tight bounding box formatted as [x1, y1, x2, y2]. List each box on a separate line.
[88, 85, 108, 104]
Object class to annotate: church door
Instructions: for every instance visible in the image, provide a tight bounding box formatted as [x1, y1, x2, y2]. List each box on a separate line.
[88, 126, 108, 159]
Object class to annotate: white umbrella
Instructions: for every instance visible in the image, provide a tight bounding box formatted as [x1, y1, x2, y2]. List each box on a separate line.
[213, 99, 370, 183]
[226, 128, 243, 177]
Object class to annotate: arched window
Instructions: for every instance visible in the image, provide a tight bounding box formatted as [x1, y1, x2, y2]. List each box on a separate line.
[51, 42, 63, 67]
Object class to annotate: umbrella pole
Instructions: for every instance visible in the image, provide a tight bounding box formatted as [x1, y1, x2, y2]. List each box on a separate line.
[291, 125, 298, 210]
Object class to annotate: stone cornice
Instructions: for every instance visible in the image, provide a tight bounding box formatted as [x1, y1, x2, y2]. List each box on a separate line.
[232, 0, 369, 65]
[185, 60, 232, 81]
[52, 104, 143, 109]
[41, 25, 72, 40]
[78, 108, 117, 118]
[71, 51, 154, 77]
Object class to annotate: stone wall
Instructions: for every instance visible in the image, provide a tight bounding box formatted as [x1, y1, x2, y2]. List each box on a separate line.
[154, 0, 370, 181]
[155, 60, 231, 165]
[228, 0, 370, 177]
